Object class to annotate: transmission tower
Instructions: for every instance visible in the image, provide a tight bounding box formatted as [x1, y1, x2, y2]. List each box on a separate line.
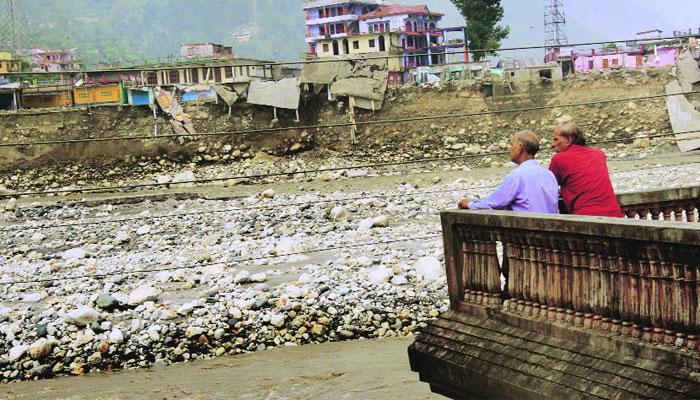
[0, 0, 29, 54]
[544, 0, 568, 53]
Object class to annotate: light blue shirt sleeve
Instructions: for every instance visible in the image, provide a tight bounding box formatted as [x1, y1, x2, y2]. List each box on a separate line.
[469, 172, 520, 210]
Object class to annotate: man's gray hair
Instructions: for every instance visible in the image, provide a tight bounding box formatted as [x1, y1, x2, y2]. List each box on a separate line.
[515, 130, 540, 155]
[556, 121, 587, 146]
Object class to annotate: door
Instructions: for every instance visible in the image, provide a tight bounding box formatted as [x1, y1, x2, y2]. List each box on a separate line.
[379, 36, 386, 52]
[332, 40, 339, 56]
[343, 39, 349, 55]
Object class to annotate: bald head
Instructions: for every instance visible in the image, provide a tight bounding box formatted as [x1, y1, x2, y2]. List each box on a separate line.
[514, 130, 540, 156]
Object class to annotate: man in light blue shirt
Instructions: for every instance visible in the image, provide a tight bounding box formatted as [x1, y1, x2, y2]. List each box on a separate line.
[457, 130, 559, 214]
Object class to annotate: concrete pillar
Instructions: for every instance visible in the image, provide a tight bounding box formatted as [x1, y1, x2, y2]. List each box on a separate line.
[427, 32, 432, 66]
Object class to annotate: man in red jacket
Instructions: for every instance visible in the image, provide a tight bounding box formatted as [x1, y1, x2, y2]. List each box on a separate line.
[549, 122, 623, 217]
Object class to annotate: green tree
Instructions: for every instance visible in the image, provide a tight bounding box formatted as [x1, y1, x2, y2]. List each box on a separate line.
[450, 0, 510, 61]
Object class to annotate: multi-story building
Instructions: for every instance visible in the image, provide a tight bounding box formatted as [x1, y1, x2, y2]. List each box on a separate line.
[0, 51, 21, 74]
[303, 0, 383, 55]
[31, 48, 81, 72]
[180, 43, 234, 60]
[304, 1, 467, 84]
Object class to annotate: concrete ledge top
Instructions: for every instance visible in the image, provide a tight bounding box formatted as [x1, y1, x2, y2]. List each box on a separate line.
[617, 185, 700, 206]
[440, 209, 700, 245]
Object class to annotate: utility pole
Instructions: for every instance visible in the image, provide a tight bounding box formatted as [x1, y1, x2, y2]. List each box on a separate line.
[0, 0, 29, 55]
[544, 0, 568, 54]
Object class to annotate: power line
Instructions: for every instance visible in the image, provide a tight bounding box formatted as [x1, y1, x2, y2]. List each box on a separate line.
[1, 34, 696, 76]
[3, 157, 698, 233]
[0, 151, 504, 198]
[1, 90, 695, 149]
[2, 128, 699, 199]
[0, 235, 440, 286]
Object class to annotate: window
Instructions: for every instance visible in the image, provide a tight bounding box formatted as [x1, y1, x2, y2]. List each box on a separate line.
[191, 68, 199, 83]
[146, 72, 157, 85]
[612, 59, 619, 66]
[225, 67, 233, 79]
[323, 43, 330, 53]
[369, 25, 373, 33]
[214, 68, 222, 82]
[368, 39, 375, 48]
[337, 24, 344, 33]
[602, 59, 609, 69]
[385, 23, 390, 32]
[539, 69, 552, 80]
[353, 40, 359, 50]
[168, 70, 180, 84]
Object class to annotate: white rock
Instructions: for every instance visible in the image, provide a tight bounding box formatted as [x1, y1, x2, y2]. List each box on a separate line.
[75, 329, 95, 346]
[30, 232, 45, 242]
[328, 206, 347, 221]
[367, 267, 392, 284]
[371, 215, 389, 227]
[347, 169, 369, 178]
[285, 285, 302, 298]
[4, 198, 17, 211]
[108, 328, 124, 344]
[229, 307, 242, 319]
[172, 170, 196, 186]
[156, 175, 172, 184]
[136, 225, 151, 235]
[65, 306, 99, 326]
[357, 218, 375, 233]
[260, 188, 275, 198]
[270, 313, 286, 328]
[147, 325, 161, 341]
[233, 270, 251, 284]
[415, 257, 443, 283]
[223, 222, 237, 231]
[250, 272, 267, 283]
[127, 285, 161, 306]
[177, 300, 198, 315]
[28, 338, 53, 359]
[391, 275, 409, 285]
[7, 344, 28, 362]
[185, 326, 205, 338]
[62, 248, 86, 260]
[114, 231, 130, 243]
[275, 238, 303, 255]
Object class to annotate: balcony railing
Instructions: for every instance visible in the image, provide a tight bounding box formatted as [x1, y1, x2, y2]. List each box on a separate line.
[441, 187, 700, 349]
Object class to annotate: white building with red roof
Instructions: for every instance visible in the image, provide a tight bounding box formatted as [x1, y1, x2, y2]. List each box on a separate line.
[304, 1, 467, 84]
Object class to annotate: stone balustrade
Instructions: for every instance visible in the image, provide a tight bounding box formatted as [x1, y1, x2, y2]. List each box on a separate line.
[617, 186, 700, 222]
[442, 210, 700, 350]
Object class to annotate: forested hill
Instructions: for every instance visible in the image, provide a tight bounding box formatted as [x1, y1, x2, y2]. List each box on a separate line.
[19, 0, 692, 65]
[22, 0, 306, 64]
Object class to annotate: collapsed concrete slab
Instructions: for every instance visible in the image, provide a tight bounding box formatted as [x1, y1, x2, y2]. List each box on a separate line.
[665, 81, 700, 152]
[214, 85, 239, 107]
[301, 57, 389, 110]
[247, 78, 300, 110]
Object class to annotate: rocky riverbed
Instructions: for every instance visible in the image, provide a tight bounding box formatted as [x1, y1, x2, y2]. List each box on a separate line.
[0, 155, 699, 383]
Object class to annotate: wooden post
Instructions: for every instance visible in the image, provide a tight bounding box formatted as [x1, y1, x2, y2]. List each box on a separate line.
[348, 96, 357, 145]
[273, 107, 277, 119]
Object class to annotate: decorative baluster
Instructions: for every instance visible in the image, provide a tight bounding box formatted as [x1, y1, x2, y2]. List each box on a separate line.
[686, 205, 697, 223]
[662, 207, 673, 221]
[674, 206, 685, 222]
[651, 208, 662, 220]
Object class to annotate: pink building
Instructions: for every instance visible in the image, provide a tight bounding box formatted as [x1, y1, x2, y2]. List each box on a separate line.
[180, 43, 233, 60]
[572, 45, 679, 72]
[31, 48, 81, 72]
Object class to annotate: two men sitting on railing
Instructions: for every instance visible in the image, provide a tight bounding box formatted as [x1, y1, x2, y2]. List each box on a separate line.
[458, 122, 622, 217]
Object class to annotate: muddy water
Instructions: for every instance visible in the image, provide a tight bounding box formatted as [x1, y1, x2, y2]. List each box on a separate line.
[2, 337, 442, 400]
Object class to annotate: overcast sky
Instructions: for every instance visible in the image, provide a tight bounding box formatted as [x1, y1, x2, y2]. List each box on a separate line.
[395, 0, 699, 58]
